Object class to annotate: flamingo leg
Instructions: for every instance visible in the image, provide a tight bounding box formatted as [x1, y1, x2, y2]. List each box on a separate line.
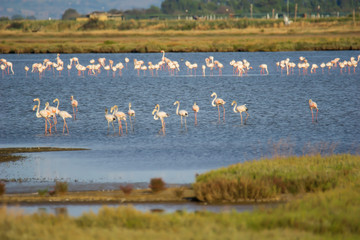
[316, 109, 318, 122]
[311, 108, 314, 122]
[222, 105, 225, 122]
[217, 105, 220, 122]
[245, 112, 250, 125]
[240, 112, 243, 125]
[118, 120, 122, 135]
[44, 118, 48, 134]
[63, 120, 66, 134]
[124, 121, 128, 134]
[194, 112, 197, 125]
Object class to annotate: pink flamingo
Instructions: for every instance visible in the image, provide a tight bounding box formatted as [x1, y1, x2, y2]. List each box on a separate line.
[71, 96, 78, 120]
[211, 92, 226, 122]
[309, 99, 319, 122]
[192, 102, 199, 125]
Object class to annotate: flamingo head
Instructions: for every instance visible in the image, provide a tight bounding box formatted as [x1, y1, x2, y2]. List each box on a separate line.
[309, 99, 312, 104]
[45, 102, 49, 108]
[32, 105, 37, 111]
[152, 108, 157, 115]
[111, 105, 118, 113]
[53, 98, 59, 103]
[129, 102, 132, 108]
[105, 108, 108, 114]
[71, 96, 74, 100]
[33, 98, 40, 102]
[173, 101, 179, 106]
[211, 92, 216, 97]
[231, 101, 236, 106]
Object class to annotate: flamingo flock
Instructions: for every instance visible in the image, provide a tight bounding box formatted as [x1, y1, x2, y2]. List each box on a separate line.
[33, 97, 72, 135]
[33, 91, 322, 136]
[1, 51, 358, 79]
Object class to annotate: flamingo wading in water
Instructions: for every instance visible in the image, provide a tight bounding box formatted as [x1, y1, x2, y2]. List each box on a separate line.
[173, 101, 188, 127]
[53, 98, 72, 134]
[70, 96, 78, 120]
[231, 101, 249, 125]
[111, 105, 128, 135]
[309, 99, 319, 122]
[105, 108, 116, 133]
[33, 98, 52, 135]
[192, 102, 199, 125]
[211, 92, 226, 122]
[152, 104, 169, 135]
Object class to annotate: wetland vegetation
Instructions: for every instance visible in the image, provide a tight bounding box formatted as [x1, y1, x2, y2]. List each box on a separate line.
[0, 147, 359, 239]
[0, 17, 359, 53]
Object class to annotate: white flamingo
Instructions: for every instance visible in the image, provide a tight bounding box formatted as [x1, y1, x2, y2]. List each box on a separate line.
[174, 101, 188, 127]
[152, 104, 169, 134]
[211, 92, 226, 122]
[231, 101, 249, 125]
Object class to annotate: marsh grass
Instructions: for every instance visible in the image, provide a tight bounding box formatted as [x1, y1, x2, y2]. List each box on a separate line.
[0, 185, 359, 239]
[55, 181, 68, 195]
[194, 154, 360, 203]
[0, 18, 359, 53]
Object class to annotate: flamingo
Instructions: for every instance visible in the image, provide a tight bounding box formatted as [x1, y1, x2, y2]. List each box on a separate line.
[231, 101, 249, 125]
[33, 98, 52, 135]
[105, 108, 116, 133]
[125, 57, 129, 69]
[192, 102, 199, 125]
[70, 95, 78, 120]
[309, 99, 319, 122]
[24, 66, 29, 77]
[111, 105, 128, 135]
[174, 101, 188, 127]
[152, 104, 169, 134]
[47, 100, 61, 132]
[53, 98, 72, 134]
[128, 102, 136, 121]
[211, 92, 226, 122]
[259, 64, 269, 74]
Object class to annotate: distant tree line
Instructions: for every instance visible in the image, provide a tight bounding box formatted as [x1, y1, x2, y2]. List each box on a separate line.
[60, 0, 360, 20]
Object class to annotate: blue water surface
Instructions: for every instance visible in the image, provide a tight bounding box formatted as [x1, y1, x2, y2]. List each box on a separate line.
[1, 51, 359, 188]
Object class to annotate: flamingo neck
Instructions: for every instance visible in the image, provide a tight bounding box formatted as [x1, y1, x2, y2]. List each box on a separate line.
[175, 102, 179, 115]
[233, 102, 238, 113]
[211, 94, 217, 107]
[55, 100, 59, 110]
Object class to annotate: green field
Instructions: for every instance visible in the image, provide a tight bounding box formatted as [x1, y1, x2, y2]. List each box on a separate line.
[0, 17, 359, 53]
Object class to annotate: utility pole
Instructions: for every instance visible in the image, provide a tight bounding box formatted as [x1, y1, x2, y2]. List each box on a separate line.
[354, 9, 356, 27]
[250, 4, 253, 19]
[287, 0, 289, 17]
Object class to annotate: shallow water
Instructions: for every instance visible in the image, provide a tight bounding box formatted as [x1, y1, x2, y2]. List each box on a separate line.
[1, 51, 359, 189]
[6, 202, 259, 216]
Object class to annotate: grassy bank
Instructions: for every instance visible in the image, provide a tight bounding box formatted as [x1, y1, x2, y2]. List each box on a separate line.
[0, 18, 359, 53]
[1, 153, 359, 239]
[194, 154, 360, 202]
[1, 185, 359, 239]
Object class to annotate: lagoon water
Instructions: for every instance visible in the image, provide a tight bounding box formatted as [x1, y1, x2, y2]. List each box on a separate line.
[1, 51, 360, 191]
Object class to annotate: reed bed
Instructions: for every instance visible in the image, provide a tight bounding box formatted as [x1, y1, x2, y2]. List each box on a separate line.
[193, 154, 360, 202]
